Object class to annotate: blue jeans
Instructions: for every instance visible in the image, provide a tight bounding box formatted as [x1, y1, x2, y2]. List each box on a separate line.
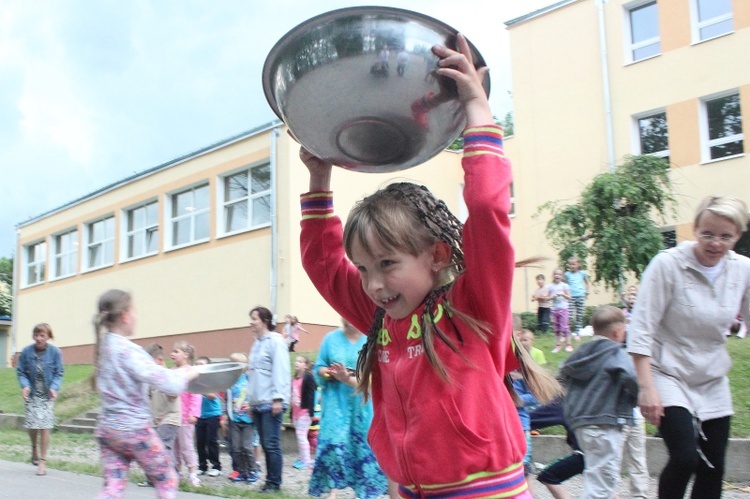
[253, 408, 283, 487]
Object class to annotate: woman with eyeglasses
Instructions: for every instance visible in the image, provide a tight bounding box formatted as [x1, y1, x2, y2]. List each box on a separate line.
[627, 195, 750, 499]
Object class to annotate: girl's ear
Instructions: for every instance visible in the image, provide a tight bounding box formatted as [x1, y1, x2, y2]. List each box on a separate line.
[431, 241, 452, 271]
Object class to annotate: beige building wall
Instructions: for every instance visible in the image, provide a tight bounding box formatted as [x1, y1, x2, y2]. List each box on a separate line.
[15, 125, 464, 362]
[506, 0, 750, 313]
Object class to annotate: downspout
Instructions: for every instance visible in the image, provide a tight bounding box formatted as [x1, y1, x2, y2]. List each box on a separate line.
[270, 128, 281, 317]
[596, 0, 616, 172]
[10, 229, 20, 365]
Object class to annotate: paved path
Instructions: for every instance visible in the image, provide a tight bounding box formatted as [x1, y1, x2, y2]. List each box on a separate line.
[0, 459, 216, 499]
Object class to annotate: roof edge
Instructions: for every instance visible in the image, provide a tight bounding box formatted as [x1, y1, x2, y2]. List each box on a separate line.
[505, 0, 579, 28]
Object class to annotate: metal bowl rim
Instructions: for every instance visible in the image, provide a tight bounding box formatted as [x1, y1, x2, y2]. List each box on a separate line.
[262, 5, 477, 121]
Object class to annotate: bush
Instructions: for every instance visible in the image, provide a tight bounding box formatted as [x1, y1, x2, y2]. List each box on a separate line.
[520, 312, 539, 333]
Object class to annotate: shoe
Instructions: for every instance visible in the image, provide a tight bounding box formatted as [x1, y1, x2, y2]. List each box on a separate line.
[523, 462, 537, 476]
[293, 460, 307, 469]
[137, 481, 153, 487]
[260, 484, 281, 494]
[228, 470, 240, 481]
[551, 345, 561, 353]
[231, 473, 247, 482]
[197, 469, 207, 476]
[207, 469, 222, 477]
[530, 430, 540, 436]
[247, 471, 260, 483]
[189, 475, 201, 487]
[565, 345, 574, 352]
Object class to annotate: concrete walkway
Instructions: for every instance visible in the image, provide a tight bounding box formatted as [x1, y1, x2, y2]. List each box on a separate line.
[0, 459, 217, 499]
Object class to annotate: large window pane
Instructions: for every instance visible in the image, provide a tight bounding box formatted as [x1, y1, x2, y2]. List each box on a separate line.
[697, 0, 731, 22]
[638, 112, 669, 155]
[221, 164, 271, 234]
[226, 172, 248, 202]
[706, 93, 743, 160]
[630, 2, 660, 61]
[126, 201, 158, 258]
[695, 0, 733, 41]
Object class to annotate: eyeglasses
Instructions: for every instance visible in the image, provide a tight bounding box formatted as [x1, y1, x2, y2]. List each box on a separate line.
[697, 232, 737, 243]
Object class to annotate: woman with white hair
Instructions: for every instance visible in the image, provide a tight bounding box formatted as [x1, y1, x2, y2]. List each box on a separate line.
[628, 195, 750, 499]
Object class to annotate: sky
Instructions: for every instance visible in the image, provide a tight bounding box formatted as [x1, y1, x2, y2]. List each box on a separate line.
[0, 0, 555, 258]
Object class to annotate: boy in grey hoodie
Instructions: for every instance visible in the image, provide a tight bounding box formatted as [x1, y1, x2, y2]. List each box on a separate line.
[559, 305, 638, 499]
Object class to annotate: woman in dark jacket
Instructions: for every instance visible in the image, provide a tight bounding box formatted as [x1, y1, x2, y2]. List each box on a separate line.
[16, 323, 64, 476]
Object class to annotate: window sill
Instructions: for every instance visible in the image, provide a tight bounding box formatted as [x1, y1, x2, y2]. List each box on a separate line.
[82, 263, 115, 275]
[164, 238, 211, 253]
[49, 273, 76, 283]
[119, 251, 159, 264]
[691, 30, 734, 47]
[217, 222, 272, 240]
[624, 52, 661, 67]
[700, 153, 745, 166]
[20, 281, 46, 290]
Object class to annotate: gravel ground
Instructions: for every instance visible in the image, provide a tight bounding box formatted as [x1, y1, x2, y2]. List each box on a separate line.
[6, 437, 750, 497]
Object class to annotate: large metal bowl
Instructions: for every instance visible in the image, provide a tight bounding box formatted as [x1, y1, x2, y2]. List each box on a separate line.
[187, 362, 245, 394]
[262, 6, 490, 173]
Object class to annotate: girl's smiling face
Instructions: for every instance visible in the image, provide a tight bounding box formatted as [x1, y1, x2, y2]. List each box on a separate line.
[350, 235, 442, 320]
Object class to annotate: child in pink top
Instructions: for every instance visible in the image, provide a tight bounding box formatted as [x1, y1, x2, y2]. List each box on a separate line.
[291, 355, 317, 469]
[171, 341, 202, 487]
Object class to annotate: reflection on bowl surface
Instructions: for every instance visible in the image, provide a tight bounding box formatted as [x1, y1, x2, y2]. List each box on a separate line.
[263, 6, 490, 173]
[187, 362, 245, 394]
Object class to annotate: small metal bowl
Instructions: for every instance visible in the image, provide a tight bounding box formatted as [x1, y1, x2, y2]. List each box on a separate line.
[187, 362, 245, 394]
[262, 6, 490, 172]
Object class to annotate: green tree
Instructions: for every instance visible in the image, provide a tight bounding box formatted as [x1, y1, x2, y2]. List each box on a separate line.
[536, 155, 674, 292]
[0, 257, 12, 316]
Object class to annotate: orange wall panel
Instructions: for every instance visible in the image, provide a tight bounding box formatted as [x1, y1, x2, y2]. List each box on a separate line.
[666, 100, 700, 168]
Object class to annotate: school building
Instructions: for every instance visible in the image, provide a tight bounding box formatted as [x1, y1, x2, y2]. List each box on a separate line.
[504, 0, 750, 303]
[10, 124, 468, 365]
[7, 0, 750, 366]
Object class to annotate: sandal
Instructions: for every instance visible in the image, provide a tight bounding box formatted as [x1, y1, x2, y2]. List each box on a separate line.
[36, 458, 46, 476]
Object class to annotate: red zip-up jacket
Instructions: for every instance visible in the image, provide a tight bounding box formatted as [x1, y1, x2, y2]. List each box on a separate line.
[300, 125, 525, 489]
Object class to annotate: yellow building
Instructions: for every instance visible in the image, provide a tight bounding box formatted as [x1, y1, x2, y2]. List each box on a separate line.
[9, 0, 749, 364]
[12, 123, 465, 364]
[505, 0, 749, 313]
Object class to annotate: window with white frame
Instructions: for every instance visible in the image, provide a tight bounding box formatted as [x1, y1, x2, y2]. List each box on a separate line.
[169, 183, 209, 248]
[702, 92, 744, 162]
[24, 240, 46, 286]
[626, 1, 661, 62]
[52, 229, 78, 279]
[220, 163, 271, 235]
[636, 110, 669, 163]
[691, 0, 733, 42]
[85, 216, 115, 270]
[124, 200, 159, 259]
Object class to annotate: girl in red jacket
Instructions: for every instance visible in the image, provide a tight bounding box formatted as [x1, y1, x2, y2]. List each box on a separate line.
[299, 35, 559, 499]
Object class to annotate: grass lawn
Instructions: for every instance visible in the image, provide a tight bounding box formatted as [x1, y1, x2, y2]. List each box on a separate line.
[2, 341, 749, 437]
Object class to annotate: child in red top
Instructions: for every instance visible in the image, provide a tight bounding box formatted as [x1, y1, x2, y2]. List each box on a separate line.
[299, 35, 558, 499]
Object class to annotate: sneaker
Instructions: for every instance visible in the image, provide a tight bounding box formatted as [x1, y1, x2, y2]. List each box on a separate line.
[197, 470, 207, 476]
[137, 481, 153, 487]
[207, 469, 222, 477]
[228, 470, 240, 481]
[189, 475, 201, 487]
[551, 345, 562, 353]
[293, 460, 307, 470]
[231, 473, 247, 482]
[565, 345, 574, 352]
[247, 471, 260, 483]
[260, 484, 281, 494]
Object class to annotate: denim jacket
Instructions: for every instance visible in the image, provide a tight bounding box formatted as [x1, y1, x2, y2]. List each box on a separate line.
[17, 343, 64, 393]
